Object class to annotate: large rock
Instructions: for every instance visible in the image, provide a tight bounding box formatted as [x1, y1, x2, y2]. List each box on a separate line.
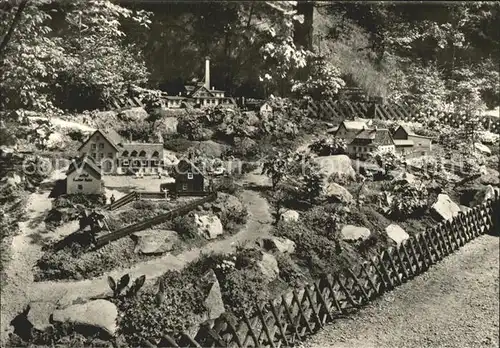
[385, 224, 409, 246]
[46, 132, 69, 150]
[258, 237, 296, 254]
[257, 252, 280, 281]
[479, 167, 500, 185]
[313, 155, 356, 183]
[192, 141, 229, 158]
[280, 210, 299, 222]
[200, 270, 225, 320]
[52, 300, 118, 337]
[471, 185, 500, 207]
[340, 225, 371, 242]
[195, 214, 224, 239]
[161, 117, 179, 135]
[474, 142, 492, 155]
[244, 112, 260, 126]
[27, 302, 57, 331]
[118, 107, 148, 122]
[431, 194, 461, 221]
[323, 182, 353, 204]
[132, 229, 179, 255]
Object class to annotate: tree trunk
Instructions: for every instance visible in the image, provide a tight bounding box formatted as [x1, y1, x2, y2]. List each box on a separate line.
[293, 0, 314, 51]
[0, 0, 30, 60]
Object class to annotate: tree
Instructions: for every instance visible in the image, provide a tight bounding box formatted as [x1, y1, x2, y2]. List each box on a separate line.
[0, 0, 151, 111]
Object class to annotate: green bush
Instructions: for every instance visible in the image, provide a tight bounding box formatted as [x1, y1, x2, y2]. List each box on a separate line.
[118, 270, 206, 346]
[163, 137, 194, 153]
[275, 253, 305, 287]
[172, 214, 198, 240]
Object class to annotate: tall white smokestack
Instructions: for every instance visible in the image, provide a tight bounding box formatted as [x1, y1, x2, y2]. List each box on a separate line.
[204, 57, 210, 90]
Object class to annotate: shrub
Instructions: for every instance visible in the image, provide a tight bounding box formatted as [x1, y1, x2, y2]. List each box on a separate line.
[131, 200, 156, 210]
[309, 138, 347, 156]
[118, 271, 206, 346]
[220, 268, 271, 316]
[53, 193, 106, 209]
[163, 137, 194, 153]
[275, 253, 305, 286]
[172, 214, 198, 240]
[213, 177, 238, 194]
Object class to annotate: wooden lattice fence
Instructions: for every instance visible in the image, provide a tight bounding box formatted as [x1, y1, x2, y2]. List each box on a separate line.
[142, 194, 499, 348]
[306, 99, 500, 134]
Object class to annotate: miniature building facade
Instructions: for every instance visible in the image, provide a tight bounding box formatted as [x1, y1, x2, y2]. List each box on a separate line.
[78, 129, 165, 175]
[66, 156, 103, 194]
[347, 128, 395, 160]
[174, 159, 205, 193]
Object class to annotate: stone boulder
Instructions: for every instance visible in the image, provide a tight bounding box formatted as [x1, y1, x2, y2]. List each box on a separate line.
[257, 252, 280, 282]
[27, 302, 57, 331]
[313, 155, 356, 183]
[340, 225, 371, 242]
[474, 142, 492, 155]
[479, 167, 500, 186]
[323, 182, 353, 204]
[258, 237, 296, 254]
[161, 117, 179, 135]
[132, 230, 179, 255]
[192, 141, 230, 158]
[385, 224, 409, 246]
[195, 214, 224, 239]
[46, 132, 69, 150]
[280, 210, 299, 223]
[431, 194, 461, 221]
[200, 269, 225, 320]
[52, 300, 118, 337]
[118, 107, 148, 122]
[471, 185, 500, 207]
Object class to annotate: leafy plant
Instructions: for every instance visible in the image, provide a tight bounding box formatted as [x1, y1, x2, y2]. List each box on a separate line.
[107, 274, 146, 299]
[309, 137, 347, 156]
[108, 274, 130, 298]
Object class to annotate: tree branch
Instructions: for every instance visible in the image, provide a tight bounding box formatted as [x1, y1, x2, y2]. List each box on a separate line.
[0, 0, 30, 60]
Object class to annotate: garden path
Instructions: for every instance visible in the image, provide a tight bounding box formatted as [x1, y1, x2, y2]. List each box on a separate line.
[1, 182, 272, 344]
[299, 234, 499, 348]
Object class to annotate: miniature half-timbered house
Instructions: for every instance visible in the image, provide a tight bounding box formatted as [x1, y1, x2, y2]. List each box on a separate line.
[78, 129, 164, 175]
[334, 120, 369, 142]
[173, 159, 207, 194]
[66, 155, 103, 194]
[347, 128, 396, 160]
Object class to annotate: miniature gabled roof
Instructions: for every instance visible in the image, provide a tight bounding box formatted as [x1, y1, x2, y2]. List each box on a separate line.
[77, 129, 124, 152]
[397, 125, 415, 136]
[174, 159, 205, 177]
[340, 121, 368, 130]
[66, 155, 102, 179]
[120, 143, 164, 157]
[351, 128, 394, 146]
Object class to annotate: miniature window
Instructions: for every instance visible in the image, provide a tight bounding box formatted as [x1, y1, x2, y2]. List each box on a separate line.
[122, 151, 129, 157]
[122, 160, 129, 166]
[91, 153, 96, 159]
[152, 151, 159, 158]
[100, 153, 104, 159]
[188, 173, 194, 179]
[99, 143, 104, 149]
[139, 150, 146, 157]
[182, 183, 188, 191]
[130, 151, 137, 157]
[77, 185, 83, 190]
[107, 153, 112, 158]
[91, 144, 96, 150]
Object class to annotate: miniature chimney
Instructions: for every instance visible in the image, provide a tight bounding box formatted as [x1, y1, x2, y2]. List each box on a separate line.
[204, 57, 210, 90]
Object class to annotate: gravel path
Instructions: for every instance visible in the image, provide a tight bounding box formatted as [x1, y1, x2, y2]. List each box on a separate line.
[0, 186, 272, 344]
[301, 234, 499, 348]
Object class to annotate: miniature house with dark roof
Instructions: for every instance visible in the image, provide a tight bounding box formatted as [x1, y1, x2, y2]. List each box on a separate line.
[173, 159, 207, 195]
[392, 125, 433, 156]
[66, 155, 103, 194]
